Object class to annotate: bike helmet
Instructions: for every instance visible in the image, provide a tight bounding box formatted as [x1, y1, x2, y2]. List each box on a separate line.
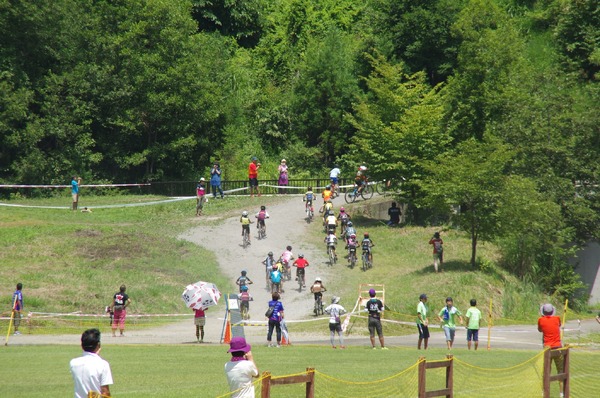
[242, 211, 248, 216]
[359, 165, 367, 171]
[315, 277, 322, 282]
[326, 185, 331, 189]
[199, 177, 205, 181]
[268, 251, 273, 256]
[241, 285, 248, 292]
[260, 205, 266, 210]
[350, 233, 356, 238]
[347, 221, 353, 227]
[364, 233, 369, 237]
[331, 296, 340, 304]
[241, 270, 247, 275]
[298, 253, 304, 258]
[340, 207, 345, 212]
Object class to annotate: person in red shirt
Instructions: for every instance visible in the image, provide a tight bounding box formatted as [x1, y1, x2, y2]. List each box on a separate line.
[292, 254, 310, 288]
[537, 303, 564, 395]
[248, 157, 261, 197]
[429, 232, 443, 273]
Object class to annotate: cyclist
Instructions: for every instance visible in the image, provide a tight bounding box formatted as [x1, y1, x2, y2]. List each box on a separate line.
[236, 270, 254, 293]
[325, 210, 337, 235]
[344, 221, 357, 245]
[321, 185, 333, 212]
[310, 277, 327, 313]
[255, 205, 270, 236]
[330, 165, 341, 196]
[361, 233, 375, 265]
[240, 211, 253, 243]
[270, 263, 284, 294]
[347, 233, 358, 261]
[303, 186, 315, 214]
[337, 207, 351, 235]
[293, 254, 309, 288]
[324, 232, 338, 261]
[354, 165, 368, 194]
[238, 285, 253, 319]
[262, 252, 275, 286]
[280, 246, 294, 279]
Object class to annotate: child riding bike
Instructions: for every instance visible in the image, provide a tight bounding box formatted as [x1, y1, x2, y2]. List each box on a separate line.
[324, 232, 338, 261]
[303, 187, 315, 213]
[324, 210, 337, 235]
[337, 207, 351, 235]
[310, 277, 327, 314]
[354, 165, 368, 194]
[236, 270, 254, 293]
[344, 221, 357, 245]
[255, 205, 270, 236]
[262, 252, 275, 286]
[280, 246, 294, 280]
[240, 211, 253, 243]
[238, 285, 253, 320]
[293, 254, 309, 288]
[361, 233, 375, 264]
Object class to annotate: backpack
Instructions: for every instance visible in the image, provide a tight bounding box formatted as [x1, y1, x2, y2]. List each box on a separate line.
[239, 292, 250, 302]
[271, 271, 281, 284]
[306, 192, 314, 201]
[257, 210, 266, 221]
[265, 306, 275, 317]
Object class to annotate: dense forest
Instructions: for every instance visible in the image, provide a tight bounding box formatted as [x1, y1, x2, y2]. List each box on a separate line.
[0, 0, 598, 305]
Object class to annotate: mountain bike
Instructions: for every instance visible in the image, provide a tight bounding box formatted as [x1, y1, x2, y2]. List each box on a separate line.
[297, 269, 305, 292]
[348, 246, 357, 269]
[362, 250, 372, 271]
[327, 245, 337, 265]
[242, 229, 250, 248]
[258, 222, 266, 240]
[314, 295, 324, 315]
[240, 300, 250, 320]
[344, 182, 374, 203]
[305, 203, 314, 222]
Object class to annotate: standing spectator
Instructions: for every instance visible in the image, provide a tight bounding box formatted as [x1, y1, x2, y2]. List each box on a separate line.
[248, 157, 261, 197]
[329, 165, 341, 197]
[196, 178, 206, 216]
[194, 307, 206, 343]
[224, 337, 259, 398]
[11, 282, 24, 335]
[70, 328, 113, 398]
[416, 293, 430, 350]
[437, 297, 463, 350]
[538, 304, 565, 395]
[465, 299, 482, 350]
[387, 202, 401, 226]
[210, 162, 224, 199]
[278, 159, 288, 194]
[71, 175, 82, 211]
[266, 292, 284, 347]
[429, 232, 444, 273]
[365, 288, 387, 349]
[325, 296, 346, 349]
[109, 285, 131, 337]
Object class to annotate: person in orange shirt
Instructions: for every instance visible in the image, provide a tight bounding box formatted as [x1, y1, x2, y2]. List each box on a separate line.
[537, 303, 564, 396]
[248, 157, 261, 197]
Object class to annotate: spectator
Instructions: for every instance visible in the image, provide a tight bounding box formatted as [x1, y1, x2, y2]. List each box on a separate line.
[210, 162, 225, 199]
[109, 285, 131, 337]
[196, 178, 206, 216]
[278, 159, 288, 194]
[429, 232, 444, 272]
[266, 292, 284, 347]
[387, 202, 401, 226]
[248, 157, 261, 197]
[324, 296, 346, 349]
[224, 337, 259, 398]
[11, 282, 24, 335]
[465, 299, 482, 350]
[71, 175, 82, 211]
[365, 288, 387, 349]
[437, 297, 463, 350]
[538, 303, 565, 396]
[194, 307, 206, 343]
[416, 293, 430, 350]
[70, 328, 113, 398]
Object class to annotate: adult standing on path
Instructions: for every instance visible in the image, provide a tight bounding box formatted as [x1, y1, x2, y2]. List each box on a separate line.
[438, 297, 463, 350]
[429, 232, 443, 272]
[278, 159, 288, 194]
[537, 304, 565, 395]
[70, 328, 113, 398]
[11, 282, 24, 335]
[224, 337, 259, 398]
[266, 292, 284, 347]
[416, 293, 430, 350]
[71, 175, 82, 211]
[110, 285, 131, 337]
[210, 162, 224, 199]
[324, 296, 346, 349]
[465, 299, 482, 350]
[365, 289, 387, 349]
[248, 157, 261, 197]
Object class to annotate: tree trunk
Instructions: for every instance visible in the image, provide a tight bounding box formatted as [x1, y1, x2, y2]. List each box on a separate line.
[471, 223, 477, 268]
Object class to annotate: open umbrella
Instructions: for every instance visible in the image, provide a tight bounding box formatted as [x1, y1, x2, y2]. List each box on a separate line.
[182, 281, 221, 310]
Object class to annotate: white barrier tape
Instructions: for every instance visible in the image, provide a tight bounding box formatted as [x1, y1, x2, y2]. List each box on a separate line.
[0, 196, 191, 209]
[0, 184, 150, 189]
[27, 311, 191, 318]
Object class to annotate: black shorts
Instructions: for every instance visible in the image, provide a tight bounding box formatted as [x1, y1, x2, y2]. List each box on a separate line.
[368, 317, 383, 337]
[296, 268, 305, 277]
[417, 324, 430, 339]
[329, 322, 342, 332]
[242, 225, 250, 234]
[257, 219, 266, 227]
[249, 178, 258, 187]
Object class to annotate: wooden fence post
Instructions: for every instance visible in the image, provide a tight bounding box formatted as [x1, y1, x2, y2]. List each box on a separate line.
[306, 367, 315, 398]
[418, 357, 426, 398]
[261, 371, 271, 398]
[446, 355, 454, 398]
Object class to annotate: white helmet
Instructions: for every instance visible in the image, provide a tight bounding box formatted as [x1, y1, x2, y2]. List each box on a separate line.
[242, 211, 248, 216]
[359, 165, 367, 171]
[315, 277, 322, 282]
[331, 296, 340, 304]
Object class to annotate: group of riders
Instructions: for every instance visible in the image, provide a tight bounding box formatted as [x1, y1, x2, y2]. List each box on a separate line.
[236, 165, 375, 317]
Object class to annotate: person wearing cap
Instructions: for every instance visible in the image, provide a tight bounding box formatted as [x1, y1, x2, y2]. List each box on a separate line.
[437, 297, 463, 350]
[365, 288, 387, 349]
[224, 336, 259, 398]
[210, 162, 224, 199]
[248, 157, 261, 197]
[325, 296, 347, 349]
[70, 328, 113, 398]
[196, 178, 207, 216]
[278, 159, 288, 194]
[465, 299, 482, 350]
[537, 303, 565, 395]
[417, 294, 430, 350]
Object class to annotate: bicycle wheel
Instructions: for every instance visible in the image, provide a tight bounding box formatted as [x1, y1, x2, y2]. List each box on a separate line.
[328, 247, 334, 265]
[362, 253, 368, 271]
[361, 185, 374, 200]
[344, 190, 357, 204]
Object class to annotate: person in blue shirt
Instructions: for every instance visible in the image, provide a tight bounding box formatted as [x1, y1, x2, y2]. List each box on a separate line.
[266, 292, 285, 347]
[210, 162, 224, 199]
[71, 175, 82, 211]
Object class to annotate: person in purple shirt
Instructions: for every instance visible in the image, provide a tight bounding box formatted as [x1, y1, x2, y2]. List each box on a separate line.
[12, 283, 24, 335]
[266, 292, 284, 347]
